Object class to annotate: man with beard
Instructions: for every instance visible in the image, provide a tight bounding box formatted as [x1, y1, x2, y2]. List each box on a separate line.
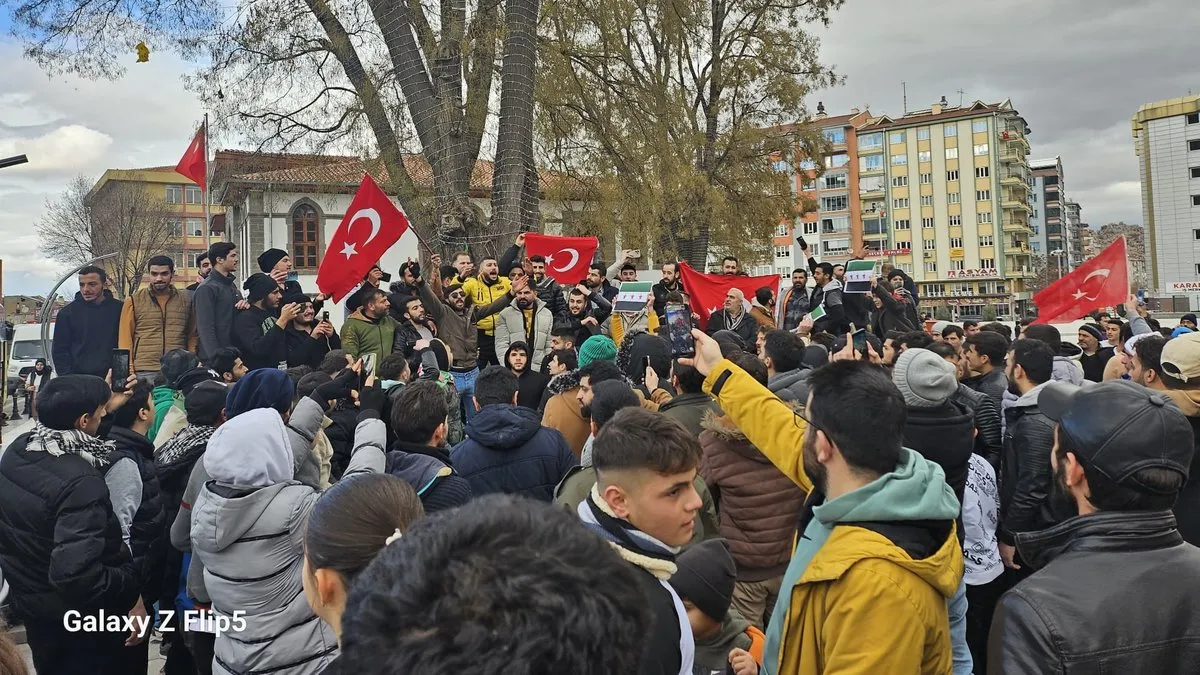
[989, 380, 1200, 673]
[393, 295, 438, 360]
[343, 287, 397, 369]
[504, 341, 550, 409]
[808, 262, 847, 335]
[585, 262, 620, 303]
[193, 242, 246, 363]
[652, 261, 683, 322]
[777, 268, 811, 332]
[563, 284, 612, 348]
[52, 265, 124, 377]
[232, 273, 301, 371]
[121, 256, 198, 374]
[963, 331, 1010, 409]
[721, 256, 740, 275]
[460, 255, 512, 367]
[186, 252, 211, 291]
[705, 288, 758, 347]
[684, 330, 963, 675]
[208, 347, 248, 384]
[1150, 333, 1200, 546]
[998, 339, 1056, 577]
[282, 292, 340, 369]
[495, 282, 553, 371]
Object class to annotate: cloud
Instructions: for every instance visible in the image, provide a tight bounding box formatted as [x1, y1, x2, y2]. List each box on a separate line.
[0, 124, 113, 173]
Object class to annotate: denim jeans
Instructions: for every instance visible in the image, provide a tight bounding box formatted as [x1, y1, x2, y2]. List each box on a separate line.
[949, 578, 973, 675]
[452, 367, 479, 424]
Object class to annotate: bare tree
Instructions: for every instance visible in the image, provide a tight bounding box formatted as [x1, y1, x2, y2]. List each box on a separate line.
[37, 175, 179, 298]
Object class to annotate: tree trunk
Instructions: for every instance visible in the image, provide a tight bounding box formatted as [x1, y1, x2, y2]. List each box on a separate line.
[491, 0, 541, 242]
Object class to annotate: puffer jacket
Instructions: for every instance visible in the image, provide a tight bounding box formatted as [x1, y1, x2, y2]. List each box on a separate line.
[190, 409, 385, 675]
[768, 368, 812, 404]
[452, 404, 577, 501]
[999, 382, 1056, 546]
[105, 427, 168, 601]
[698, 412, 807, 581]
[494, 302, 553, 371]
[120, 286, 197, 373]
[340, 310, 396, 368]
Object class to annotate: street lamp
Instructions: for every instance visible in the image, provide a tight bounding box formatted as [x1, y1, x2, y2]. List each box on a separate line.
[0, 155, 29, 170]
[1050, 248, 1066, 279]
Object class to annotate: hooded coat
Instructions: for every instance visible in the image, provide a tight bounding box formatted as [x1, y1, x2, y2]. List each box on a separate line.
[190, 408, 385, 675]
[703, 360, 963, 675]
[504, 341, 550, 409]
[452, 404, 577, 501]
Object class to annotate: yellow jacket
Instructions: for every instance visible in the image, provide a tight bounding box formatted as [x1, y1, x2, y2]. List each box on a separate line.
[609, 310, 659, 347]
[703, 359, 962, 675]
[460, 276, 512, 335]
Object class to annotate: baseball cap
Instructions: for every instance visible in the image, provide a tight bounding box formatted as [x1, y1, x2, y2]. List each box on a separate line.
[1039, 380, 1194, 493]
[185, 380, 229, 420]
[1162, 332, 1200, 383]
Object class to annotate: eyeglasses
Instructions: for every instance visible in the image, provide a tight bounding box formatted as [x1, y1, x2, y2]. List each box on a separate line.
[448, 292, 466, 301]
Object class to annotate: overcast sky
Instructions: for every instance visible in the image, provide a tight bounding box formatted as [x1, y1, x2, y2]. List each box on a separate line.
[1, 0, 1197, 296]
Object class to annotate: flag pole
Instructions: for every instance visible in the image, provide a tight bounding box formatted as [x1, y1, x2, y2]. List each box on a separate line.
[202, 113, 211, 252]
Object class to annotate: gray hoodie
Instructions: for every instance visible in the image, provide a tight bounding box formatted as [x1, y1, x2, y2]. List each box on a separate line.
[189, 407, 385, 675]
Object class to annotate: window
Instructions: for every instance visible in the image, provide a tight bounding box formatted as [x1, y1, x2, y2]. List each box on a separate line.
[895, 219, 911, 230]
[892, 198, 909, 208]
[976, 189, 991, 201]
[972, 119, 988, 133]
[922, 217, 935, 228]
[919, 173, 932, 184]
[820, 194, 848, 211]
[950, 237, 963, 248]
[918, 150, 932, 162]
[917, 127, 930, 140]
[891, 176, 908, 187]
[822, 173, 848, 190]
[981, 258, 995, 269]
[945, 148, 959, 160]
[1196, 264, 1200, 275]
[771, 160, 791, 173]
[801, 178, 817, 191]
[291, 203, 322, 269]
[974, 143, 990, 156]
[863, 200, 883, 214]
[823, 128, 846, 145]
[165, 185, 183, 204]
[186, 218, 204, 237]
[1191, 167, 1200, 179]
[1190, 140, 1200, 152]
[1031, 192, 1038, 202]
[821, 216, 850, 234]
[923, 239, 937, 250]
[917, 195, 930, 206]
[899, 263, 913, 273]
[945, 125, 958, 137]
[1045, 207, 1061, 218]
[897, 241, 912, 251]
[858, 133, 884, 150]
[947, 192, 960, 204]
[860, 175, 886, 193]
[979, 235, 994, 246]
[891, 154, 908, 166]
[951, 260, 966, 271]
[978, 211, 993, 224]
[1194, 229, 1200, 240]
[859, 154, 884, 172]
[946, 170, 959, 182]
[168, 218, 183, 237]
[1193, 195, 1200, 207]
[803, 221, 818, 235]
[975, 166, 990, 178]
[775, 246, 790, 258]
[184, 185, 202, 205]
[1043, 175, 1059, 185]
[800, 159, 818, 171]
[949, 215, 962, 227]
[890, 131, 906, 144]
[925, 262, 938, 273]
[822, 238, 850, 255]
[775, 223, 789, 236]
[1188, 113, 1200, 125]
[825, 154, 850, 169]
[1033, 209, 1039, 218]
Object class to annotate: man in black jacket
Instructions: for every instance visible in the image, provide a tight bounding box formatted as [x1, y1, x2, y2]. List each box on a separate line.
[283, 292, 340, 369]
[193, 241, 245, 363]
[989, 380, 1200, 674]
[652, 261, 684, 322]
[999, 339, 1056, 574]
[563, 284, 612, 348]
[808, 262, 847, 335]
[52, 265, 123, 377]
[963, 330, 1010, 409]
[393, 294, 438, 359]
[0, 374, 142, 674]
[387, 380, 474, 512]
[232, 272, 300, 370]
[705, 288, 758, 347]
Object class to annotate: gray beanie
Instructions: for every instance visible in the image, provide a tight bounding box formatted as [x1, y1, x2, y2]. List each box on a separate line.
[892, 348, 958, 408]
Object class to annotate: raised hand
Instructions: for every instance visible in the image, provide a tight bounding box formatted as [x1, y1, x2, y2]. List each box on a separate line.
[515, 232, 527, 247]
[678, 329, 722, 376]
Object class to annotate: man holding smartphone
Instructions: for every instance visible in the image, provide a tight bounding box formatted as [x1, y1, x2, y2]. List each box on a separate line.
[283, 291, 341, 369]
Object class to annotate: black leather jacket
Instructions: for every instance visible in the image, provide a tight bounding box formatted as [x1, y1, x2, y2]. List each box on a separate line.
[989, 510, 1200, 673]
[999, 388, 1056, 545]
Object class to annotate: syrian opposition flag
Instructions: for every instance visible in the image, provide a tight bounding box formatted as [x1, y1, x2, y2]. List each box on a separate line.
[316, 175, 411, 302]
[175, 123, 207, 190]
[523, 233, 599, 283]
[677, 262, 780, 324]
[1032, 236, 1128, 324]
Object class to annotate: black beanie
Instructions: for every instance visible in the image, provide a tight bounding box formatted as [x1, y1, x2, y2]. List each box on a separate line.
[243, 273, 280, 304]
[668, 539, 736, 622]
[258, 248, 288, 273]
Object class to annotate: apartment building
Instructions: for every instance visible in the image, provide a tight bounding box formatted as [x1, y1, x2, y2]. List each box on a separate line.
[1063, 199, 1084, 268]
[1027, 157, 1066, 260]
[1132, 94, 1200, 301]
[855, 98, 1035, 317]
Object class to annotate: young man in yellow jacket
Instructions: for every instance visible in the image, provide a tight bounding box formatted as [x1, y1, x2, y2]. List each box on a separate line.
[459, 255, 512, 368]
[683, 330, 963, 675]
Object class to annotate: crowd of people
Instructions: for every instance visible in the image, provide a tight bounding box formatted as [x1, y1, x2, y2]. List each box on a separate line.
[1, 234, 1200, 675]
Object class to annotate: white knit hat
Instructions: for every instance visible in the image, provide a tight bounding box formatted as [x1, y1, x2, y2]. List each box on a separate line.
[892, 348, 959, 408]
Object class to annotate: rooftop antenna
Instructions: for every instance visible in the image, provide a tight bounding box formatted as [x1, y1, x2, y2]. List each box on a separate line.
[956, 89, 966, 106]
[902, 81, 907, 114]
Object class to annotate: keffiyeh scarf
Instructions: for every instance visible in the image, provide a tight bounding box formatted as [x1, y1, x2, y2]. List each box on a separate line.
[25, 422, 116, 469]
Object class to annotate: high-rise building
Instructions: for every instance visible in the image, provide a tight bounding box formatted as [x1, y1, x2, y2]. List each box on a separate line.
[854, 98, 1034, 317]
[1063, 199, 1083, 269]
[1132, 94, 1200, 300]
[1027, 157, 1065, 260]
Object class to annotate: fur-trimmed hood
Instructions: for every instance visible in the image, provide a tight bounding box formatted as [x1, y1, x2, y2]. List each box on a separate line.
[545, 369, 582, 396]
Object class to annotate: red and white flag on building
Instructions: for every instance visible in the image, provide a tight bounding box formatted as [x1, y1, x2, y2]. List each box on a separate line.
[1032, 236, 1128, 324]
[523, 233, 599, 283]
[175, 124, 207, 190]
[677, 262, 780, 325]
[316, 175, 411, 302]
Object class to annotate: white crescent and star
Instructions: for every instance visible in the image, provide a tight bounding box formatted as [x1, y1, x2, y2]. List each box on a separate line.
[1071, 268, 1110, 301]
[341, 208, 382, 259]
[546, 247, 580, 272]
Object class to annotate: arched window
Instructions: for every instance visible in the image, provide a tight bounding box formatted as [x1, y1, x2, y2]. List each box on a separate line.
[291, 203, 321, 269]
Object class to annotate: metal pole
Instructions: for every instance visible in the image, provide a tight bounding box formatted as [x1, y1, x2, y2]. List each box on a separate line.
[40, 254, 119, 371]
[203, 113, 211, 251]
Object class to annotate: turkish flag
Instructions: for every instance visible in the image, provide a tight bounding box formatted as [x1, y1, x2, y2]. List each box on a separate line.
[1032, 236, 1128, 324]
[174, 124, 207, 190]
[316, 174, 411, 302]
[524, 233, 599, 283]
[677, 262, 780, 324]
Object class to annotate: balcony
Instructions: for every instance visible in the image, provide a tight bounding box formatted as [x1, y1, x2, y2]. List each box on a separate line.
[1000, 168, 1031, 186]
[1002, 197, 1032, 213]
[998, 149, 1026, 163]
[1006, 267, 1032, 278]
[1002, 217, 1028, 232]
[999, 129, 1030, 152]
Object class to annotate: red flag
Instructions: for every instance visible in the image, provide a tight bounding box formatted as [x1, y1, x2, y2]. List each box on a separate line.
[1032, 237, 1128, 324]
[174, 124, 207, 190]
[316, 175, 411, 302]
[677, 262, 780, 325]
[524, 233, 599, 283]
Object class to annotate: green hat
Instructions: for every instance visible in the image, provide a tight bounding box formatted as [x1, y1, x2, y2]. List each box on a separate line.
[577, 335, 617, 368]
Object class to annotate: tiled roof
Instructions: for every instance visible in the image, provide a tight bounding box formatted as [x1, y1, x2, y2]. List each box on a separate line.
[859, 101, 1015, 129]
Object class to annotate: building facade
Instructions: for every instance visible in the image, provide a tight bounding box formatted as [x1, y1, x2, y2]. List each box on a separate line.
[1132, 94, 1200, 304]
[1063, 199, 1083, 269]
[1027, 157, 1065, 260]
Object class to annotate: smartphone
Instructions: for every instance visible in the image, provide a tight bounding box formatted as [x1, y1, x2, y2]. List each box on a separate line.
[852, 329, 868, 352]
[664, 303, 695, 357]
[286, 271, 299, 283]
[638, 355, 651, 384]
[629, 250, 642, 259]
[379, 271, 393, 283]
[321, 310, 330, 323]
[796, 235, 808, 249]
[360, 353, 377, 388]
[111, 349, 131, 392]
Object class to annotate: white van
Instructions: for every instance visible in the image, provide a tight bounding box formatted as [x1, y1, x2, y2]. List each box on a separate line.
[7, 323, 55, 381]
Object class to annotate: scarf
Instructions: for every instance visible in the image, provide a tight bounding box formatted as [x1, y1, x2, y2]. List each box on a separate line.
[155, 424, 217, 468]
[25, 422, 116, 469]
[724, 307, 746, 333]
[578, 484, 678, 580]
